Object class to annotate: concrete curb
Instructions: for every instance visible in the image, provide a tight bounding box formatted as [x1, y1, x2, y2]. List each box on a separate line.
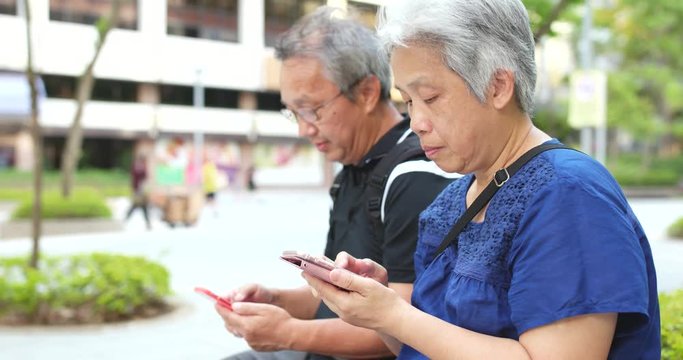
[0, 218, 124, 239]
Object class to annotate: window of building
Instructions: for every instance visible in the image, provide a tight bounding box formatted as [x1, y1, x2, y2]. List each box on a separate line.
[348, 1, 379, 29]
[49, 0, 138, 30]
[264, 0, 324, 47]
[43, 74, 76, 99]
[0, 0, 16, 15]
[43, 75, 137, 102]
[160, 84, 194, 106]
[91, 79, 138, 102]
[205, 88, 239, 109]
[43, 136, 133, 170]
[167, 0, 239, 42]
[256, 91, 282, 111]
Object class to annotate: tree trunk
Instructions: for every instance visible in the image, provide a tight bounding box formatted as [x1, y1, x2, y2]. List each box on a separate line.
[23, 0, 42, 269]
[60, 0, 122, 197]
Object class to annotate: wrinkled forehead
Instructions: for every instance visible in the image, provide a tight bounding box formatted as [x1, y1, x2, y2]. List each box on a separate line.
[279, 57, 338, 106]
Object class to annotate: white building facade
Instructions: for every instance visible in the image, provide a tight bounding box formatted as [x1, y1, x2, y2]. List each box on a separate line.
[0, 0, 382, 187]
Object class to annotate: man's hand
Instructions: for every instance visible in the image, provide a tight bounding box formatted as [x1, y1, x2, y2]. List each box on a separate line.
[216, 302, 296, 352]
[225, 283, 274, 304]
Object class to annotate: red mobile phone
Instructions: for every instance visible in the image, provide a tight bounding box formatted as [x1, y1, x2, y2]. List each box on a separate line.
[194, 286, 233, 310]
[280, 251, 336, 284]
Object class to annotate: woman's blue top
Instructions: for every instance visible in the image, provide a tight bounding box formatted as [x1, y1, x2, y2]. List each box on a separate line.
[399, 141, 660, 359]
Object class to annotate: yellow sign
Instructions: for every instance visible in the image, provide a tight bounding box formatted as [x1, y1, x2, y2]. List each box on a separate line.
[568, 70, 607, 128]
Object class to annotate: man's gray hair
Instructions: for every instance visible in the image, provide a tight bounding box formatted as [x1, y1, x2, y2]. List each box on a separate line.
[377, 0, 537, 114]
[275, 6, 392, 101]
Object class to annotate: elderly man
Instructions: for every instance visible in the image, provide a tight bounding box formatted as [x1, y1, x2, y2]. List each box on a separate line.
[215, 6, 457, 360]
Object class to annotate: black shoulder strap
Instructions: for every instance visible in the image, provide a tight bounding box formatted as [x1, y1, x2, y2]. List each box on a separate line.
[329, 169, 344, 202]
[432, 143, 572, 259]
[366, 134, 424, 238]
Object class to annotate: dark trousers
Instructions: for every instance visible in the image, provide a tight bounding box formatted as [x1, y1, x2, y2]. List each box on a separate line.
[125, 200, 151, 229]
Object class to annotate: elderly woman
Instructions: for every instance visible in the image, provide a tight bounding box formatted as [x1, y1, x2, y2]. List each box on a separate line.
[303, 0, 660, 359]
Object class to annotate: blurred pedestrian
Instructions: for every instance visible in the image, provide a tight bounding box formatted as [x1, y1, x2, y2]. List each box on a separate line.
[203, 156, 219, 217]
[245, 165, 256, 192]
[125, 153, 151, 230]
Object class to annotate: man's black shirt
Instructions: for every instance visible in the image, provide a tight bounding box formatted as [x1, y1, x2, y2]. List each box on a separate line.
[316, 116, 457, 320]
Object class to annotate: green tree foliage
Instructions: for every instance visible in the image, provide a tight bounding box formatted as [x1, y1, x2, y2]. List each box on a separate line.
[523, 0, 582, 41]
[596, 1, 683, 158]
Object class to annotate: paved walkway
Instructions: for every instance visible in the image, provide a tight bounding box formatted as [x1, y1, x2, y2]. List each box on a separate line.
[0, 190, 682, 360]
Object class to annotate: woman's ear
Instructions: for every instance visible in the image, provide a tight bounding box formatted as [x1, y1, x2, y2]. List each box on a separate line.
[490, 69, 515, 110]
[355, 75, 382, 113]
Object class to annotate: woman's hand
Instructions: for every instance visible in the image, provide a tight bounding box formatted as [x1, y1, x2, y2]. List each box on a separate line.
[333, 251, 389, 286]
[302, 258, 406, 332]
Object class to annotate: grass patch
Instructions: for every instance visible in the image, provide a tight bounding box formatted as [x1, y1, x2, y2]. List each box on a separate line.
[0, 169, 129, 188]
[0, 169, 130, 201]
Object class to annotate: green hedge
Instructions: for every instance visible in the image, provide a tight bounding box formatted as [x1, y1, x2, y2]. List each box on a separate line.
[661, 290, 683, 359]
[608, 154, 683, 187]
[0, 253, 172, 324]
[11, 188, 112, 220]
[668, 218, 683, 239]
[611, 167, 680, 187]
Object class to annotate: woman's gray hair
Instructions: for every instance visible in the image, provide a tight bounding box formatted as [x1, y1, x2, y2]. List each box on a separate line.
[275, 6, 392, 101]
[378, 0, 537, 114]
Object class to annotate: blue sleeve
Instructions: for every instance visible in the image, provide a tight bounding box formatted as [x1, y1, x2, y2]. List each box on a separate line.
[507, 174, 650, 335]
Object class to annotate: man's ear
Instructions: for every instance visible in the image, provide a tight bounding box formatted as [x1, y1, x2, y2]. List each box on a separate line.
[354, 75, 382, 113]
[490, 69, 515, 110]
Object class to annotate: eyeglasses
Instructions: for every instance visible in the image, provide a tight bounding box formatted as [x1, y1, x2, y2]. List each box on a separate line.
[280, 91, 345, 125]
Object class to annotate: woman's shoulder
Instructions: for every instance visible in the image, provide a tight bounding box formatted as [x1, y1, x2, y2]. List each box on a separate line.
[539, 144, 621, 192]
[520, 143, 628, 210]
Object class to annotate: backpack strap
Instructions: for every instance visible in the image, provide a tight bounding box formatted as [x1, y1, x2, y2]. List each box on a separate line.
[366, 133, 424, 240]
[329, 170, 344, 202]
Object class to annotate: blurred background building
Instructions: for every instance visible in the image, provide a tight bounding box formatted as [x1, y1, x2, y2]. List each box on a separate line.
[0, 0, 383, 188]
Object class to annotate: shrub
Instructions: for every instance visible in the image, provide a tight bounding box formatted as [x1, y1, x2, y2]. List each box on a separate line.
[661, 290, 683, 360]
[11, 188, 112, 220]
[0, 253, 172, 325]
[668, 218, 683, 239]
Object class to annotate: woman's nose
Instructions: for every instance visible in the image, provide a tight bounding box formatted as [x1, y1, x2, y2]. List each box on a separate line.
[409, 104, 432, 135]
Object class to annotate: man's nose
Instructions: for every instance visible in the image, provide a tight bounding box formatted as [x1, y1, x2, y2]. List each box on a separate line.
[298, 120, 318, 137]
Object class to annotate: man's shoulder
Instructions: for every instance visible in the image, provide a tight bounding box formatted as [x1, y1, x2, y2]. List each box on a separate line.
[389, 157, 462, 188]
